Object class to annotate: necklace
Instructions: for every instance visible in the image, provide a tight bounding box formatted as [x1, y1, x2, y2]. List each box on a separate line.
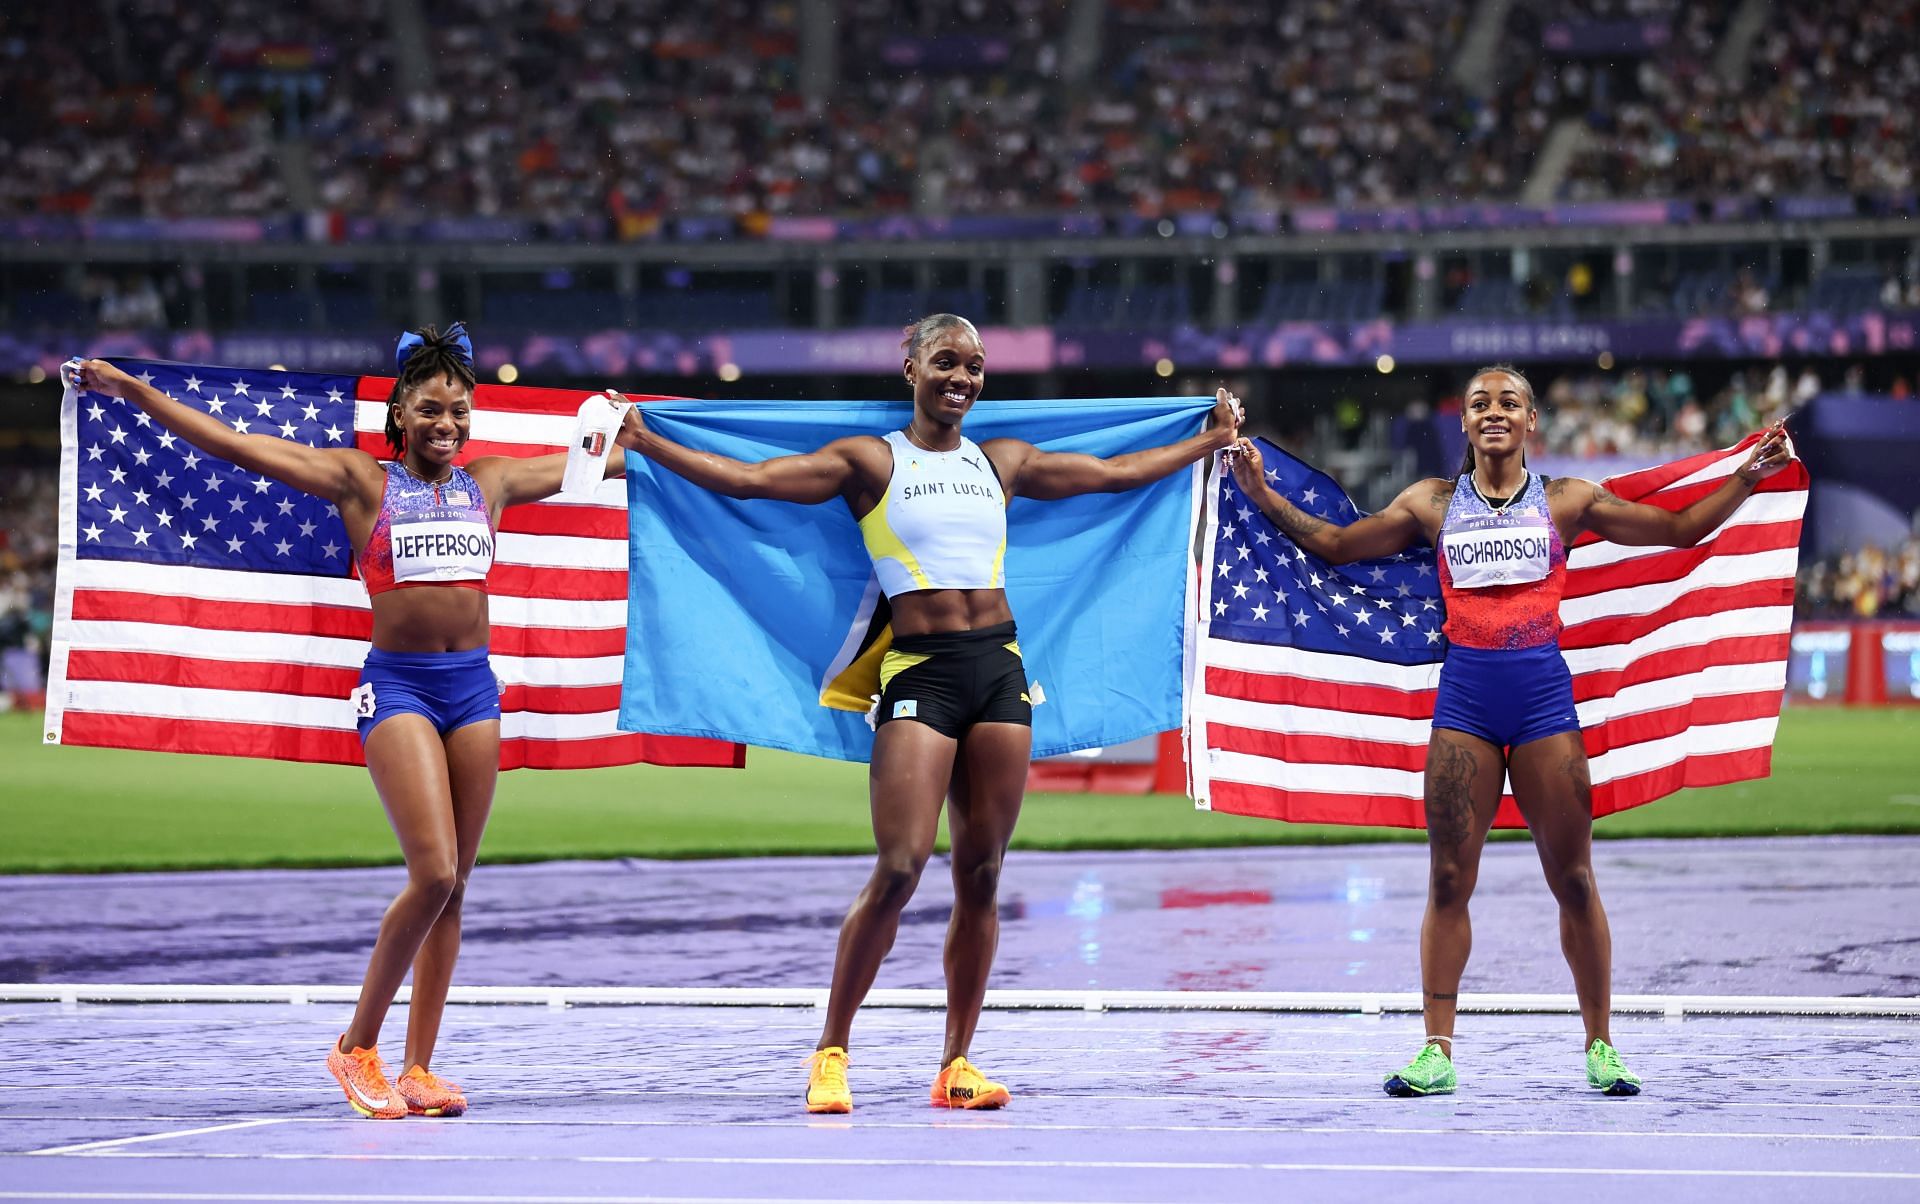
[400, 458, 454, 486]
[1470, 471, 1527, 514]
[904, 422, 956, 454]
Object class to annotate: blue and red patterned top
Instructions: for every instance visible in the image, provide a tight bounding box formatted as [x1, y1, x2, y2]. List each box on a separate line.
[356, 461, 494, 597]
[1436, 472, 1566, 650]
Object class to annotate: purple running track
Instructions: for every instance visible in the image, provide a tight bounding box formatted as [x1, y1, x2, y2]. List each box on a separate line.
[3, 838, 1915, 996]
[2, 1006, 1917, 1203]
[1, 838, 1916, 1202]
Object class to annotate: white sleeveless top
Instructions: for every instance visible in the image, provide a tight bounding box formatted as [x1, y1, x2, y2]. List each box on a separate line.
[858, 431, 1007, 598]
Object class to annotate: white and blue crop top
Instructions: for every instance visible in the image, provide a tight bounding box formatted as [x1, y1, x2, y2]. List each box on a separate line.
[858, 431, 1007, 598]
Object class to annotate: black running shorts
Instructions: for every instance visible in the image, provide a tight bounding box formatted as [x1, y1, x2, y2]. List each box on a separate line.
[874, 620, 1032, 738]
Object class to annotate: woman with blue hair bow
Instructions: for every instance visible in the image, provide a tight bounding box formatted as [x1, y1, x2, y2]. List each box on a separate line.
[70, 325, 629, 1120]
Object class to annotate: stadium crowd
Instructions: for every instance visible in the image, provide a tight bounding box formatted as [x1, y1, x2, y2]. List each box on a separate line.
[0, 2, 358, 221]
[1558, 0, 1918, 202]
[0, 464, 55, 708]
[1050, 0, 1528, 212]
[1798, 537, 1920, 618]
[1530, 362, 1820, 459]
[6, 0, 1916, 224]
[320, 1, 819, 224]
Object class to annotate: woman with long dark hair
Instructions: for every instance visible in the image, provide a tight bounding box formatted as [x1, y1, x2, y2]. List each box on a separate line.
[1229, 364, 1790, 1097]
[70, 325, 629, 1118]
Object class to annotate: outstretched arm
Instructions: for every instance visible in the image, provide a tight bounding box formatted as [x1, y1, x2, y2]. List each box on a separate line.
[1229, 438, 1435, 565]
[988, 389, 1240, 501]
[469, 446, 631, 510]
[1567, 422, 1792, 547]
[470, 391, 633, 509]
[69, 360, 375, 506]
[616, 405, 873, 504]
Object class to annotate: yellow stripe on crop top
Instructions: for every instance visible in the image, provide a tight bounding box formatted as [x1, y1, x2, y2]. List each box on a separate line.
[858, 431, 1007, 599]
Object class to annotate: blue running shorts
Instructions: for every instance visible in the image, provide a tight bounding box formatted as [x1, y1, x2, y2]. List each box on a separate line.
[1430, 642, 1580, 749]
[351, 646, 501, 743]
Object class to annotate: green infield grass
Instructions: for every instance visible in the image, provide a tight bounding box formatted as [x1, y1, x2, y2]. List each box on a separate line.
[3, 706, 1915, 873]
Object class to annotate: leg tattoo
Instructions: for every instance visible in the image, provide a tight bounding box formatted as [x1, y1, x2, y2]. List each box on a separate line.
[1426, 739, 1480, 846]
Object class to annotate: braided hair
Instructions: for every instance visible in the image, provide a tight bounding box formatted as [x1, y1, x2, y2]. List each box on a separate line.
[385, 324, 478, 455]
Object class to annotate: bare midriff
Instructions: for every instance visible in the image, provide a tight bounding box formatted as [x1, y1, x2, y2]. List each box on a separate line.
[889, 588, 1015, 638]
[369, 587, 490, 653]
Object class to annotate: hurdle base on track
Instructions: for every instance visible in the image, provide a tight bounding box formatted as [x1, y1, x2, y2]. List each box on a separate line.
[4, 983, 1917, 1018]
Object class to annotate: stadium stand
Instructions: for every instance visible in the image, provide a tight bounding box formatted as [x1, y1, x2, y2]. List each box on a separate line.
[1558, 0, 1917, 201]
[7, 0, 1911, 224]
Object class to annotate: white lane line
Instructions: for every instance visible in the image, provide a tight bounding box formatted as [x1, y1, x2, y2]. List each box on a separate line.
[5, 1158, 1920, 1192]
[0, 1196, 1114, 1204]
[13, 1017, 1919, 1046]
[0, 1195, 1131, 1204]
[14, 1028, 1920, 1052]
[3, 1085, 1916, 1110]
[6, 985, 1916, 1018]
[27, 1118, 289, 1156]
[8, 1116, 1919, 1141]
[41, 1060, 1915, 1085]
[63, 1151, 1920, 1176]
[0, 1003, 1909, 1035]
[45, 1059, 1904, 1090]
[8, 1044, 1919, 1067]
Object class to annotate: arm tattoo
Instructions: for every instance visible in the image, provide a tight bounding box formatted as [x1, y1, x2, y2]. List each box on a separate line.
[1270, 498, 1328, 542]
[1593, 484, 1628, 507]
[1424, 739, 1482, 847]
[1545, 478, 1567, 499]
[1424, 991, 1458, 1001]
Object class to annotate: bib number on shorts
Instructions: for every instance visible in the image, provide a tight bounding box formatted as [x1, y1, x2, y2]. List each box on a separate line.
[350, 682, 377, 718]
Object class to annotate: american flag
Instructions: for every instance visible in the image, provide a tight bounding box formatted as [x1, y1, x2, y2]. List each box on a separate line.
[47, 358, 742, 771]
[1184, 434, 1806, 828]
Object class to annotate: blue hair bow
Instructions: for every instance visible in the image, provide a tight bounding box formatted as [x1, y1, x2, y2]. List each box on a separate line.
[395, 321, 474, 373]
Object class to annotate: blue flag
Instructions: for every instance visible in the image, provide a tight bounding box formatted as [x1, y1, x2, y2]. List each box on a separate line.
[620, 396, 1215, 761]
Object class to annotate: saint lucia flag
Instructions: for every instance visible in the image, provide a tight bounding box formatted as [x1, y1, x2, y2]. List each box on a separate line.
[619, 396, 1214, 762]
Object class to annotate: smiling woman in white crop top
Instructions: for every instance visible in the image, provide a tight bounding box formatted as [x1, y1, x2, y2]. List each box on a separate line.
[620, 314, 1238, 1114]
[860, 427, 1007, 595]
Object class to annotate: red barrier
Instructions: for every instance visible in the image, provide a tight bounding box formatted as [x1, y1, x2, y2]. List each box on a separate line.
[1025, 730, 1184, 795]
[1788, 620, 1920, 705]
[1847, 625, 1888, 704]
